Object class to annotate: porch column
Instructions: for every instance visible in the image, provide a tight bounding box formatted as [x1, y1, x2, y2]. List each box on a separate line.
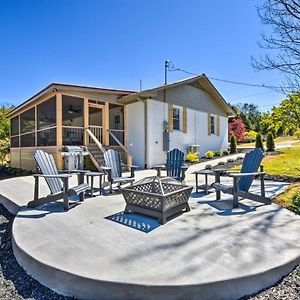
[56, 93, 63, 169]
[83, 97, 89, 146]
[103, 102, 109, 145]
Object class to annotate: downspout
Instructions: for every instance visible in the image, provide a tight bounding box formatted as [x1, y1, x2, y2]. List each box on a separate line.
[144, 100, 148, 169]
[137, 96, 148, 169]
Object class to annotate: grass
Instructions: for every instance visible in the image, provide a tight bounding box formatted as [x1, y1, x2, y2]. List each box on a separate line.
[231, 144, 300, 177]
[237, 135, 298, 148]
[273, 182, 300, 215]
[273, 182, 300, 208]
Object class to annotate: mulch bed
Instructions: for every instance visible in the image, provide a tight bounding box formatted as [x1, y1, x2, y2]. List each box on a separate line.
[0, 203, 299, 299]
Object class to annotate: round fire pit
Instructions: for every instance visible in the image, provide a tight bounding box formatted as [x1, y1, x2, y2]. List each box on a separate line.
[122, 176, 193, 224]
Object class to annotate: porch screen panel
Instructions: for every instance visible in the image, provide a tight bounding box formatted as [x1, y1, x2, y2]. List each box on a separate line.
[20, 108, 35, 147]
[62, 95, 84, 145]
[10, 116, 19, 148]
[11, 117, 19, 136]
[20, 108, 35, 133]
[37, 128, 56, 146]
[20, 132, 35, 147]
[62, 95, 84, 127]
[37, 96, 56, 130]
[10, 136, 19, 148]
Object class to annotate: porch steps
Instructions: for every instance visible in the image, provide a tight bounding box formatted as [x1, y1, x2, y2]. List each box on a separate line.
[86, 144, 106, 171]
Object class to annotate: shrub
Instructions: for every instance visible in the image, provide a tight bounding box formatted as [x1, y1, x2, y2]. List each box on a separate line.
[230, 135, 237, 154]
[205, 150, 214, 159]
[237, 156, 244, 160]
[244, 130, 257, 142]
[186, 152, 200, 163]
[205, 164, 212, 169]
[227, 158, 235, 163]
[218, 161, 225, 165]
[294, 128, 300, 139]
[222, 150, 229, 156]
[290, 193, 300, 215]
[266, 132, 275, 152]
[255, 133, 265, 152]
[214, 151, 221, 157]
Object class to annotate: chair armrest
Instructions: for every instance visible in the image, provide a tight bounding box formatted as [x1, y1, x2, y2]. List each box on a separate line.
[101, 167, 111, 171]
[124, 165, 139, 169]
[181, 165, 189, 170]
[33, 174, 72, 178]
[229, 172, 265, 177]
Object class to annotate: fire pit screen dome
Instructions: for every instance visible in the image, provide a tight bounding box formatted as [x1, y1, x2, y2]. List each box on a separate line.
[122, 176, 192, 224]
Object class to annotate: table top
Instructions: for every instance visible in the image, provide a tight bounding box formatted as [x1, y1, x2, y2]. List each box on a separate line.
[194, 169, 215, 174]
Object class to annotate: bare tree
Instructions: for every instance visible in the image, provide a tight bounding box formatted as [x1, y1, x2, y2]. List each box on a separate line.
[252, 0, 300, 92]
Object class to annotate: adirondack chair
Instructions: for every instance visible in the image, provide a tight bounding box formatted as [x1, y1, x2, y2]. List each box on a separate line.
[27, 150, 90, 210]
[153, 148, 188, 182]
[212, 148, 271, 208]
[102, 149, 138, 193]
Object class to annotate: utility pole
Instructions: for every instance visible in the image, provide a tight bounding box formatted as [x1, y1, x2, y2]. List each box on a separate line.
[164, 60, 170, 84]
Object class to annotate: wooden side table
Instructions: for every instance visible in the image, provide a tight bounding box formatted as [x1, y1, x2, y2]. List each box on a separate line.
[85, 172, 104, 197]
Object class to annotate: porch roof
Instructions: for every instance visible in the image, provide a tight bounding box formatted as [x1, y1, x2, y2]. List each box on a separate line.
[7, 83, 136, 118]
[118, 74, 235, 116]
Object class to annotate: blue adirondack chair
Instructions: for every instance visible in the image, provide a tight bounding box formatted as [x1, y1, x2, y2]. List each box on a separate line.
[212, 148, 271, 208]
[153, 148, 188, 181]
[102, 149, 137, 193]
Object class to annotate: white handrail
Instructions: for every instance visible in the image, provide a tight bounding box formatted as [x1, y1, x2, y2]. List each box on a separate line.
[108, 129, 133, 165]
[86, 128, 106, 154]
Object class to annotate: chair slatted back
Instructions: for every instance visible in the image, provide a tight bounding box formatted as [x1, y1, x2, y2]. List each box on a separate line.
[104, 149, 122, 179]
[239, 148, 264, 192]
[166, 148, 184, 180]
[34, 150, 62, 194]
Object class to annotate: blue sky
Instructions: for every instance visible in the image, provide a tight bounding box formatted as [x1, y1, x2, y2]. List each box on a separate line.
[0, 0, 286, 110]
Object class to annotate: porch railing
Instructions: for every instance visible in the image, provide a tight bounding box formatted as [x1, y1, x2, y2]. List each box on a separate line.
[62, 126, 84, 146]
[88, 125, 103, 145]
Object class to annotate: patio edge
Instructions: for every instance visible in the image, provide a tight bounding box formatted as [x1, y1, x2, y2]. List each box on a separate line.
[12, 228, 300, 300]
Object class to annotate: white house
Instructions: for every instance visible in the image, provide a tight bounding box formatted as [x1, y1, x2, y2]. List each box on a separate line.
[7, 74, 234, 170]
[122, 74, 234, 168]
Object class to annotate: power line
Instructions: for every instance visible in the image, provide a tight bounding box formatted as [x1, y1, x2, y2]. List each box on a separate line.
[166, 62, 292, 92]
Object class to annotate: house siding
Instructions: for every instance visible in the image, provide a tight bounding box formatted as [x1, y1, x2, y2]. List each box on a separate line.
[141, 99, 228, 168]
[126, 101, 145, 167]
[155, 84, 227, 117]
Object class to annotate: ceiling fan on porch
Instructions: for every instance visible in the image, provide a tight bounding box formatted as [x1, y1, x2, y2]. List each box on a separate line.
[68, 105, 81, 114]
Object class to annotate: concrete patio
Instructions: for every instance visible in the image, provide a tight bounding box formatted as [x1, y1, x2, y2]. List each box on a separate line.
[0, 170, 300, 300]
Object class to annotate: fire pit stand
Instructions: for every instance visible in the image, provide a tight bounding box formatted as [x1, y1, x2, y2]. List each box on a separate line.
[122, 176, 192, 224]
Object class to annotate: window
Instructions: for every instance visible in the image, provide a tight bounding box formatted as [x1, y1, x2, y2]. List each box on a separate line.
[20, 108, 35, 133]
[173, 107, 181, 130]
[210, 115, 216, 134]
[37, 96, 56, 130]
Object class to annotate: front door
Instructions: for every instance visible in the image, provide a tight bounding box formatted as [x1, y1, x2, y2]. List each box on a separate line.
[88, 104, 104, 143]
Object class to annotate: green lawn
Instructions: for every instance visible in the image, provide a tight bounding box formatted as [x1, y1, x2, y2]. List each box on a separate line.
[232, 144, 300, 177]
[237, 136, 298, 148]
